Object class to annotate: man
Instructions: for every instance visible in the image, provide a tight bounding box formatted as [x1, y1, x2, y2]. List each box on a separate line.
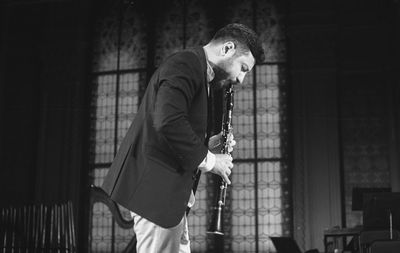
[101, 23, 264, 252]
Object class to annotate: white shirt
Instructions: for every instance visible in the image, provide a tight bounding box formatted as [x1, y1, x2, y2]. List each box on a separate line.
[187, 49, 216, 208]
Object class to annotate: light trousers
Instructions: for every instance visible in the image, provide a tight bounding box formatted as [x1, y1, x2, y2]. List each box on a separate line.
[131, 211, 191, 253]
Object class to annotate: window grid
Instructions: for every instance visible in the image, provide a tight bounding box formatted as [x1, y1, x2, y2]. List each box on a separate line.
[220, 63, 289, 253]
[89, 65, 289, 253]
[88, 1, 289, 252]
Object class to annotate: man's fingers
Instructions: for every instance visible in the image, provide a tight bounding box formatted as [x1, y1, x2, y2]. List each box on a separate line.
[222, 165, 232, 184]
[223, 173, 231, 185]
[212, 154, 234, 184]
[225, 160, 233, 169]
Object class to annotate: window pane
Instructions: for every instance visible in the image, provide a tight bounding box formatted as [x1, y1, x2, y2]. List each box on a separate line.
[117, 72, 143, 148]
[258, 161, 291, 252]
[256, 65, 282, 159]
[257, 161, 283, 237]
[91, 75, 117, 164]
[231, 162, 256, 252]
[93, 168, 109, 187]
[91, 202, 113, 252]
[232, 72, 255, 159]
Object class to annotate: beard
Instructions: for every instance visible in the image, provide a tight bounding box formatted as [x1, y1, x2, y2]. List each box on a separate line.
[210, 78, 232, 90]
[211, 58, 234, 90]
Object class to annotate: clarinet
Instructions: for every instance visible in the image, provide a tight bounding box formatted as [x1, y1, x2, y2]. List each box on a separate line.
[207, 82, 234, 236]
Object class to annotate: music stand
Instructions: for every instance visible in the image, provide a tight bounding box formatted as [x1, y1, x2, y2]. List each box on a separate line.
[270, 237, 302, 253]
[352, 187, 391, 211]
[363, 192, 400, 238]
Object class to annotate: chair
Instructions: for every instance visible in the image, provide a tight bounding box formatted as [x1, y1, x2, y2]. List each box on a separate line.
[0, 201, 76, 252]
[370, 240, 400, 253]
[89, 185, 136, 253]
[359, 230, 400, 253]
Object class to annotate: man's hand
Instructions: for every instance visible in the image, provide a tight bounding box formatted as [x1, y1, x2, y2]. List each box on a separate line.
[210, 154, 233, 184]
[226, 132, 236, 153]
[208, 132, 236, 154]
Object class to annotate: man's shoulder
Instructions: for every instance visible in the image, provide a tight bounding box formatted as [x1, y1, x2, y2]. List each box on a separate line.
[168, 48, 204, 65]
[160, 47, 206, 77]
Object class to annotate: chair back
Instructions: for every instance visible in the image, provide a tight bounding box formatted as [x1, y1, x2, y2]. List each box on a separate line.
[89, 185, 136, 253]
[0, 201, 76, 252]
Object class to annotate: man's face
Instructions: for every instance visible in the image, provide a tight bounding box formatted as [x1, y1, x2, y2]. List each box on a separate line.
[213, 49, 255, 88]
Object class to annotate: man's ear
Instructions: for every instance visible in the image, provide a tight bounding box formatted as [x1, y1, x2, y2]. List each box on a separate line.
[221, 41, 236, 57]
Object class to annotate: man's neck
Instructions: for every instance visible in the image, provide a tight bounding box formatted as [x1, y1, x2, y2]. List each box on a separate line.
[203, 44, 219, 67]
[202, 46, 215, 83]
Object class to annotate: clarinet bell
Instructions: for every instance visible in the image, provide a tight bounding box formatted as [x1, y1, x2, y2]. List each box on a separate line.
[207, 205, 224, 235]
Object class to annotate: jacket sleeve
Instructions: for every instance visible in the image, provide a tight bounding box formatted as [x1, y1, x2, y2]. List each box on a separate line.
[152, 52, 208, 172]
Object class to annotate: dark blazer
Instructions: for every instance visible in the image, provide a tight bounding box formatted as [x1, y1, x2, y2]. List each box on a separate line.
[101, 47, 209, 228]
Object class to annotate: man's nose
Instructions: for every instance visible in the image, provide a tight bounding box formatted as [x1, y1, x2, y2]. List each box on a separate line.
[237, 73, 245, 83]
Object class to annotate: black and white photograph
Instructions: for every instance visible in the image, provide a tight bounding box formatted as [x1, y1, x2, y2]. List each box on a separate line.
[1, 0, 399, 252]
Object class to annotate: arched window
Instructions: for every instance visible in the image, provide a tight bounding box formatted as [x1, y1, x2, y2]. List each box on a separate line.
[88, 0, 290, 252]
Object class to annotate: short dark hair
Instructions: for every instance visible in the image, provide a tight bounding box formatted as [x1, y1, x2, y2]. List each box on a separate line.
[211, 23, 265, 64]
